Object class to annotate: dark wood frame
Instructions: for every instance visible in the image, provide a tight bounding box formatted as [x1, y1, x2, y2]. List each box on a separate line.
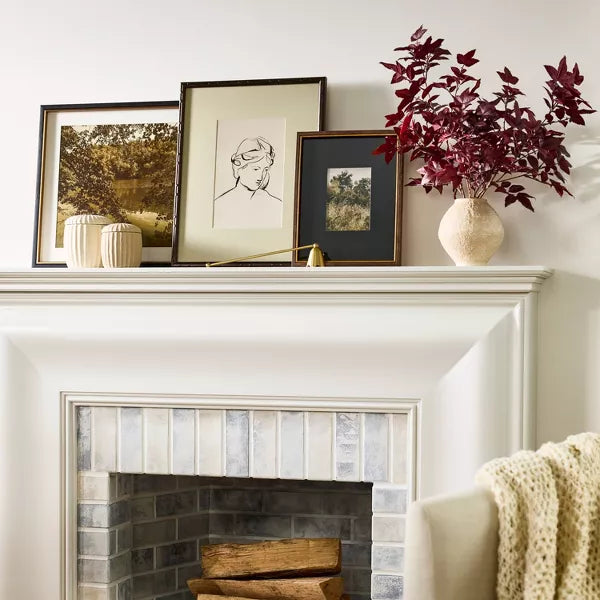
[293, 130, 403, 266]
[172, 77, 327, 267]
[32, 100, 179, 267]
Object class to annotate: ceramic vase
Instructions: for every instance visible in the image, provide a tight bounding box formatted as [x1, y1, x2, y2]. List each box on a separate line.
[438, 197, 504, 266]
[64, 214, 111, 268]
[101, 223, 143, 268]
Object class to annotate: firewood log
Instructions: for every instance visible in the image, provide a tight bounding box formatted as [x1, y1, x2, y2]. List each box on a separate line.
[201, 538, 342, 579]
[188, 575, 343, 600]
[196, 595, 262, 600]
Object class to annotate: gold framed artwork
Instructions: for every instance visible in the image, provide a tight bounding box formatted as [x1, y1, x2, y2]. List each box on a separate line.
[32, 101, 179, 267]
[293, 131, 403, 266]
[172, 77, 326, 266]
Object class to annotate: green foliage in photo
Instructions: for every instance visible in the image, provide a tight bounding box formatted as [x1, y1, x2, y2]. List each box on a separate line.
[326, 169, 371, 231]
[56, 122, 177, 247]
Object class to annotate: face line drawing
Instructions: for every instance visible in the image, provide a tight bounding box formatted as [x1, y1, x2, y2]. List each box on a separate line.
[212, 131, 283, 230]
[215, 136, 279, 201]
[237, 157, 271, 194]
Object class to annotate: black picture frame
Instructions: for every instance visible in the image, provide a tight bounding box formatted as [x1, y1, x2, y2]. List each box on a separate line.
[32, 101, 179, 267]
[293, 131, 403, 266]
[172, 77, 327, 267]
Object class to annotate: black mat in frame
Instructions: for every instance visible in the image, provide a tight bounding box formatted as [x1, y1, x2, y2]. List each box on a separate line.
[295, 133, 401, 264]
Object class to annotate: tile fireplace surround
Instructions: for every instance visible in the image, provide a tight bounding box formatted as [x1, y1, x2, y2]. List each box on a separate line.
[0, 266, 551, 600]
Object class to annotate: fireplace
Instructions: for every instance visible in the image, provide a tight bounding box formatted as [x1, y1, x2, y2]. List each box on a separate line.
[0, 267, 551, 600]
[76, 405, 411, 600]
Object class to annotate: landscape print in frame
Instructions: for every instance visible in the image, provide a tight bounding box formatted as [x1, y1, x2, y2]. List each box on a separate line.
[172, 77, 326, 266]
[293, 131, 403, 266]
[33, 101, 179, 266]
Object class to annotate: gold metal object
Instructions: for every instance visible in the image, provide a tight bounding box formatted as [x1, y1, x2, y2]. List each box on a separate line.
[205, 243, 325, 268]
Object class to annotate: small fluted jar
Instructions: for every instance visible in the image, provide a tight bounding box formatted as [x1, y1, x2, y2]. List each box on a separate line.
[101, 223, 143, 268]
[64, 214, 111, 268]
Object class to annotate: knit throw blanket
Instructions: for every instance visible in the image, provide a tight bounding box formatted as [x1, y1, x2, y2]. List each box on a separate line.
[475, 432, 600, 600]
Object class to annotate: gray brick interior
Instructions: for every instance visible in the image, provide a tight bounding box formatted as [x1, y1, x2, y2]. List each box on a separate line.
[79, 474, 373, 600]
[133, 475, 372, 600]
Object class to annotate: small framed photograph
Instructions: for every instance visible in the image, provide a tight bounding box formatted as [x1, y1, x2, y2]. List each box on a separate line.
[33, 101, 179, 267]
[293, 131, 403, 266]
[172, 77, 326, 266]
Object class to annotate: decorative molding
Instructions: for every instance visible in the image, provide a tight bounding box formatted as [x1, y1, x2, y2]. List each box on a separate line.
[65, 392, 420, 413]
[67, 396, 415, 600]
[0, 266, 552, 295]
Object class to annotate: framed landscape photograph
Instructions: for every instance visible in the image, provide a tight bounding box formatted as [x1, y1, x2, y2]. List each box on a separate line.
[172, 77, 326, 266]
[33, 101, 179, 266]
[293, 131, 403, 266]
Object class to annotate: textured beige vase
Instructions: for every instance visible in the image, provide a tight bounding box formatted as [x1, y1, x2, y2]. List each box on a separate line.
[101, 223, 143, 268]
[438, 197, 504, 266]
[64, 214, 111, 268]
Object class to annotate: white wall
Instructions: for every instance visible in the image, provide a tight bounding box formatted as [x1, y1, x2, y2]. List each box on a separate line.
[1, 0, 599, 445]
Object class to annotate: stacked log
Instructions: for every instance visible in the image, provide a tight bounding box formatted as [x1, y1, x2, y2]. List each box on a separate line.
[188, 538, 346, 600]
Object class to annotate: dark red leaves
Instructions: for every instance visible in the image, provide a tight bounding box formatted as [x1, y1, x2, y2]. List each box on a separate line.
[497, 67, 519, 85]
[517, 195, 535, 211]
[457, 49, 479, 67]
[411, 25, 427, 42]
[418, 161, 461, 188]
[544, 64, 560, 81]
[373, 135, 398, 164]
[558, 157, 572, 173]
[375, 27, 595, 209]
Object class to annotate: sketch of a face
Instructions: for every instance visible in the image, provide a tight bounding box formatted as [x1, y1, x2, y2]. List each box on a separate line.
[238, 156, 271, 191]
[231, 137, 275, 192]
[213, 132, 283, 229]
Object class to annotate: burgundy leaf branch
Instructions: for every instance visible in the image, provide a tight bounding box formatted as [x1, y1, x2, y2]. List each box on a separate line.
[374, 27, 595, 210]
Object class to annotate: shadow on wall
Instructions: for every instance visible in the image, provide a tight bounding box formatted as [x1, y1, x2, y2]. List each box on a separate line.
[325, 83, 393, 130]
[569, 128, 600, 204]
[538, 269, 600, 443]
[325, 83, 453, 266]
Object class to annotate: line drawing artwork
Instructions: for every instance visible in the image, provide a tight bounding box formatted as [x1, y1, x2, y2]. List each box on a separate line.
[213, 118, 285, 229]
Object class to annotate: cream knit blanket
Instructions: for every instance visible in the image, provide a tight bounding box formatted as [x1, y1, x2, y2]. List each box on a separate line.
[475, 432, 600, 599]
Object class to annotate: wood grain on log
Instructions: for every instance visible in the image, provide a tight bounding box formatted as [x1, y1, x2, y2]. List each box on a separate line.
[195, 595, 262, 600]
[188, 575, 343, 600]
[201, 538, 342, 579]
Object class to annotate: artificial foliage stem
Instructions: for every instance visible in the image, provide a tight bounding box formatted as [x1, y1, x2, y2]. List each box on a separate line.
[375, 26, 595, 211]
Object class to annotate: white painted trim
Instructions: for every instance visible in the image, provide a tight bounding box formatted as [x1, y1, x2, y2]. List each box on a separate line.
[0, 266, 552, 294]
[63, 395, 418, 600]
[409, 401, 421, 502]
[64, 392, 421, 413]
[522, 292, 539, 448]
[61, 394, 77, 600]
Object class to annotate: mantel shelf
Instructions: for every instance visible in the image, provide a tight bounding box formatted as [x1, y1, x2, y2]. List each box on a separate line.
[0, 266, 552, 294]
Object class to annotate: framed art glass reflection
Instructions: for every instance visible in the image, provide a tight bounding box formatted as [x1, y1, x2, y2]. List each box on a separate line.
[32, 101, 179, 266]
[293, 131, 403, 266]
[172, 77, 326, 266]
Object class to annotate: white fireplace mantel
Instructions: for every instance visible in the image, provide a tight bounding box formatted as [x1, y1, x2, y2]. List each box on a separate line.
[0, 265, 550, 294]
[0, 266, 551, 600]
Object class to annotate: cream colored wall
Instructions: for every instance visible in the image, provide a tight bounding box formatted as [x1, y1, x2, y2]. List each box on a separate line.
[1, 0, 598, 444]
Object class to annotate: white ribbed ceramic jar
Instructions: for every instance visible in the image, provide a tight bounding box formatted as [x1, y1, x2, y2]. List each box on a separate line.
[64, 214, 111, 268]
[101, 223, 143, 268]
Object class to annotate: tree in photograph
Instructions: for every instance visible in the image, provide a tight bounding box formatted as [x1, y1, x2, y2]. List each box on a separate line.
[56, 122, 177, 246]
[326, 170, 371, 231]
[58, 125, 126, 221]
